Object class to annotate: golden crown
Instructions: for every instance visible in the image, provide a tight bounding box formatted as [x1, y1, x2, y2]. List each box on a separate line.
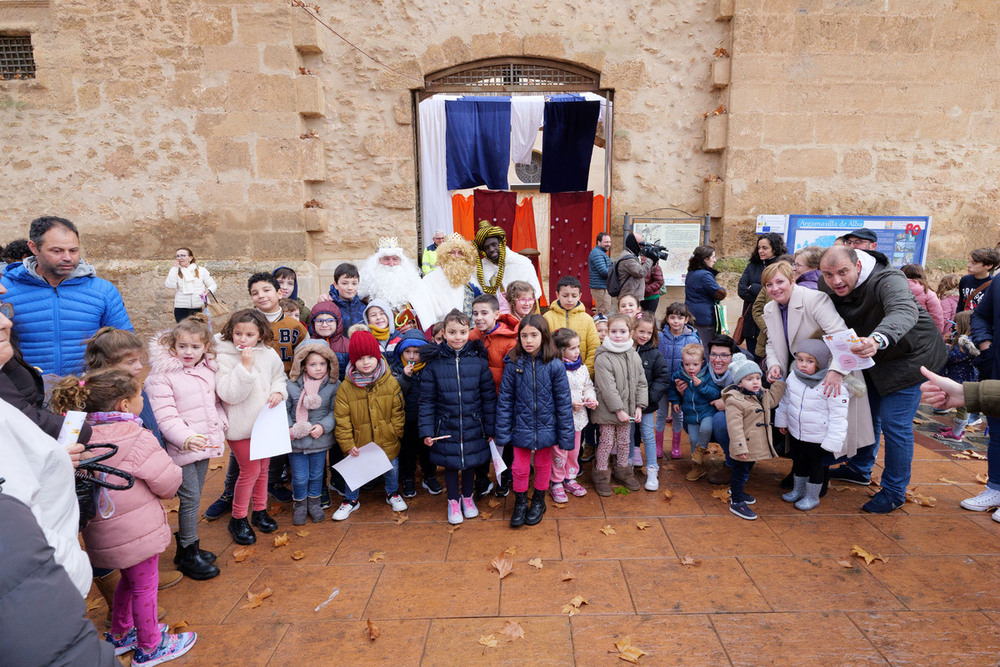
[377, 236, 401, 250]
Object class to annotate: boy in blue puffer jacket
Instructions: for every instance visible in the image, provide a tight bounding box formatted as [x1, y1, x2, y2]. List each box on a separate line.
[656, 302, 701, 459]
[666, 342, 721, 482]
[418, 309, 496, 525]
[391, 329, 441, 498]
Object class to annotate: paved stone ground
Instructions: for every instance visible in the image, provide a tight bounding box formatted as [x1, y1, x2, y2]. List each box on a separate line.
[88, 410, 1000, 666]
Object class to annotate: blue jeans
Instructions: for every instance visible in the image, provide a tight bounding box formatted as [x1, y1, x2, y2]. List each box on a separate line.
[687, 415, 714, 449]
[987, 416, 1000, 490]
[712, 410, 733, 467]
[629, 412, 659, 470]
[654, 395, 684, 434]
[288, 450, 327, 500]
[845, 384, 921, 500]
[345, 457, 400, 502]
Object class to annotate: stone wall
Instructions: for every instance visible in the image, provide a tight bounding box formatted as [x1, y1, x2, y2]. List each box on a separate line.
[721, 0, 1000, 256]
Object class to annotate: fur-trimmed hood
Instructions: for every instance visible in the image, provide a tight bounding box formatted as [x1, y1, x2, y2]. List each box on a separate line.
[288, 340, 340, 382]
[147, 332, 218, 375]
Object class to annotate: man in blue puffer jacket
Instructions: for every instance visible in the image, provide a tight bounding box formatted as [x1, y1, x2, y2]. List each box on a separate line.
[1, 216, 132, 376]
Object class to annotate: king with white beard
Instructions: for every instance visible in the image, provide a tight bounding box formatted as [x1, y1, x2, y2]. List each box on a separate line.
[358, 237, 423, 332]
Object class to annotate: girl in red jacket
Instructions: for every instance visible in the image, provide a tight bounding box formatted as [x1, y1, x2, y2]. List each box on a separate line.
[52, 370, 197, 665]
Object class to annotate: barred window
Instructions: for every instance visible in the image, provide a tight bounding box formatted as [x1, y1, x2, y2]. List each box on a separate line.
[0, 35, 36, 80]
[424, 57, 600, 95]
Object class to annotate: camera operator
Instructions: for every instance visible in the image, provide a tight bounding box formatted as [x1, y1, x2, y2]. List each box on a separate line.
[639, 241, 668, 316]
[617, 231, 653, 306]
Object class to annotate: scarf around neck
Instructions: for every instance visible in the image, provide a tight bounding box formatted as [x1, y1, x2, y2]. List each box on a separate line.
[563, 356, 583, 371]
[295, 376, 324, 423]
[602, 336, 634, 354]
[792, 365, 828, 389]
[709, 366, 732, 387]
[369, 324, 390, 342]
[87, 411, 144, 427]
[347, 357, 387, 388]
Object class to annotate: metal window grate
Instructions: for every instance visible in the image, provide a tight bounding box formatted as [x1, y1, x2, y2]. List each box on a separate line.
[425, 58, 600, 94]
[0, 35, 36, 80]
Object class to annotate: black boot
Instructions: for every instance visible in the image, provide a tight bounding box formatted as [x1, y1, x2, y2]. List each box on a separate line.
[177, 539, 220, 580]
[524, 489, 547, 526]
[173, 531, 216, 565]
[228, 517, 256, 545]
[251, 509, 278, 533]
[509, 491, 529, 528]
[780, 472, 794, 489]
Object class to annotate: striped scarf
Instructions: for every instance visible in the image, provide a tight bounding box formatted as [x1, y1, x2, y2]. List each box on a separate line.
[346, 357, 387, 388]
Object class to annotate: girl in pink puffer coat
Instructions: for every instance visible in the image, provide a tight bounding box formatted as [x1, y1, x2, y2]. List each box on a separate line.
[902, 264, 945, 334]
[145, 314, 227, 581]
[51, 369, 196, 663]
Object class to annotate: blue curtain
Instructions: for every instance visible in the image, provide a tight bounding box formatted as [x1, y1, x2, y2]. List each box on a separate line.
[539, 99, 601, 194]
[445, 98, 511, 191]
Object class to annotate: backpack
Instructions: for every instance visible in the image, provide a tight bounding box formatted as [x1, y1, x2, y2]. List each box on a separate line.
[605, 258, 625, 297]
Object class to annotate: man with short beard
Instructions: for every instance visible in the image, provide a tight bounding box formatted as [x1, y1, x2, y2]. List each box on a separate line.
[358, 237, 423, 332]
[412, 235, 483, 329]
[472, 221, 542, 304]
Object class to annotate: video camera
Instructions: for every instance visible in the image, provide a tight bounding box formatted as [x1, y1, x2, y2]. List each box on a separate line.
[638, 241, 669, 262]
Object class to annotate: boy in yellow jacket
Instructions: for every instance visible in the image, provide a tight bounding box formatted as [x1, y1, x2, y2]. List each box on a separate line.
[543, 275, 601, 376]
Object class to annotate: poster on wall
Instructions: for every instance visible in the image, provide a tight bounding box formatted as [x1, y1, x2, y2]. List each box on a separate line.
[631, 222, 703, 286]
[781, 215, 931, 268]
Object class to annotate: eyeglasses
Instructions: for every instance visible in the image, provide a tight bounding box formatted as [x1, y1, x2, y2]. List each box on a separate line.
[0, 302, 12, 318]
[313, 318, 337, 326]
[708, 352, 731, 359]
[515, 297, 535, 304]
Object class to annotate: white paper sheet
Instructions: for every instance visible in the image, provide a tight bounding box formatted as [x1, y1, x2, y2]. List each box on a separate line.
[249, 403, 293, 461]
[57, 411, 87, 447]
[488, 438, 507, 476]
[332, 442, 394, 492]
[822, 328, 875, 372]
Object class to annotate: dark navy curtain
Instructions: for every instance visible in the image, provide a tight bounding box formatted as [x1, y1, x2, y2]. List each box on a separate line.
[445, 98, 511, 191]
[539, 99, 601, 194]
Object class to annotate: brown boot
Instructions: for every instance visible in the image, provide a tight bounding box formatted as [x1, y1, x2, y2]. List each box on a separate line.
[95, 570, 166, 627]
[706, 465, 732, 485]
[591, 468, 613, 497]
[685, 462, 706, 481]
[158, 570, 182, 590]
[613, 465, 641, 491]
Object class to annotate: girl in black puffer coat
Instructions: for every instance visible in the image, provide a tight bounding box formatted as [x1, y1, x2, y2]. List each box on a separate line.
[631, 318, 671, 491]
[496, 315, 575, 528]
[418, 310, 496, 525]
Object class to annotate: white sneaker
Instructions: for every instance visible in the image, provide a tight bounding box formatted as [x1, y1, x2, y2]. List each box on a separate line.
[644, 468, 659, 491]
[386, 494, 408, 512]
[968, 416, 983, 427]
[447, 499, 464, 525]
[332, 501, 359, 521]
[461, 495, 479, 518]
[993, 508, 1000, 524]
[960, 487, 1000, 512]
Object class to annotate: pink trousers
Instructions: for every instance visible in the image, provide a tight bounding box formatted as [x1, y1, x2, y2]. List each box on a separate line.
[111, 554, 160, 651]
[229, 438, 269, 519]
[512, 446, 554, 493]
[550, 431, 582, 484]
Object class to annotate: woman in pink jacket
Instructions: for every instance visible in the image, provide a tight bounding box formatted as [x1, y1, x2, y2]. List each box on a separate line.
[902, 264, 945, 334]
[52, 369, 197, 665]
[146, 314, 227, 581]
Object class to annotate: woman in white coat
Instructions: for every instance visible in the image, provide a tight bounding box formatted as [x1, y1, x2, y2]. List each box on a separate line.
[761, 261, 874, 462]
[166, 247, 217, 322]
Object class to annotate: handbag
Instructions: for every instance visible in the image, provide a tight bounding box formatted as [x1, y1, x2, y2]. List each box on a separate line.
[713, 302, 729, 336]
[204, 290, 230, 319]
[75, 443, 134, 530]
[731, 306, 748, 345]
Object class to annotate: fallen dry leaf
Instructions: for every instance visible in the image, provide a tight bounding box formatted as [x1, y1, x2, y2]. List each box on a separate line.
[394, 512, 409, 525]
[366, 618, 380, 640]
[241, 586, 273, 610]
[953, 453, 972, 460]
[209, 462, 223, 470]
[851, 545, 888, 566]
[600, 524, 617, 536]
[369, 551, 385, 563]
[268, 504, 284, 515]
[552, 501, 568, 509]
[501, 620, 525, 641]
[561, 603, 579, 616]
[273, 532, 290, 548]
[964, 449, 987, 460]
[504, 546, 518, 556]
[291, 550, 306, 561]
[905, 490, 937, 507]
[528, 558, 544, 569]
[937, 477, 960, 485]
[487, 498, 503, 508]
[710, 488, 730, 502]
[611, 636, 648, 664]
[977, 473, 990, 484]
[169, 620, 188, 634]
[478, 633, 500, 648]
[635, 521, 650, 531]
[680, 556, 701, 566]
[836, 559, 854, 569]
[830, 485, 851, 492]
[296, 529, 310, 537]
[663, 489, 673, 501]
[913, 417, 930, 425]
[568, 595, 588, 608]
[448, 524, 462, 534]
[233, 546, 255, 563]
[561, 571, 575, 581]
[491, 550, 514, 579]
[480, 511, 493, 520]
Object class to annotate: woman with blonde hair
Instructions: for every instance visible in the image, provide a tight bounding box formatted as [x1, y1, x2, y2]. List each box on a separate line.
[166, 247, 217, 322]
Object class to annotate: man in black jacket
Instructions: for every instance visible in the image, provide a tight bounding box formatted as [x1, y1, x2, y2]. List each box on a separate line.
[819, 245, 947, 513]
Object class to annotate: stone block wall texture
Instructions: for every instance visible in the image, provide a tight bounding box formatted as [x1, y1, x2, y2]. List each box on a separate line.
[723, 0, 1000, 256]
[0, 0, 996, 337]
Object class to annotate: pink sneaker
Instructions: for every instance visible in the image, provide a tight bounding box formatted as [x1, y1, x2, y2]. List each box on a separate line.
[550, 483, 569, 503]
[939, 430, 965, 442]
[564, 479, 588, 497]
[447, 499, 463, 525]
[461, 495, 479, 519]
[631, 449, 643, 467]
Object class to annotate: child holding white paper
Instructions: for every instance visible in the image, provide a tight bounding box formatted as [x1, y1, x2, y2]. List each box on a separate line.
[145, 314, 227, 581]
[215, 309, 287, 546]
[332, 330, 406, 520]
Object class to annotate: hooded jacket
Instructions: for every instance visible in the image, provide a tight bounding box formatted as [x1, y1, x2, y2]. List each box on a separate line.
[285, 342, 340, 453]
[418, 340, 496, 468]
[363, 298, 397, 352]
[591, 344, 649, 424]
[144, 339, 228, 467]
[391, 328, 431, 421]
[81, 421, 182, 570]
[543, 301, 601, 376]
[334, 365, 405, 460]
[1, 257, 133, 375]
[819, 251, 948, 395]
[470, 313, 519, 390]
[309, 300, 350, 380]
[666, 364, 721, 423]
[722, 381, 786, 461]
[615, 235, 652, 303]
[495, 350, 575, 451]
[636, 340, 671, 406]
[273, 266, 310, 322]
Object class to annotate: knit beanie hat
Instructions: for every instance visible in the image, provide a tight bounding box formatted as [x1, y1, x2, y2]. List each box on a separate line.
[349, 330, 382, 365]
[728, 353, 761, 386]
[794, 338, 832, 371]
